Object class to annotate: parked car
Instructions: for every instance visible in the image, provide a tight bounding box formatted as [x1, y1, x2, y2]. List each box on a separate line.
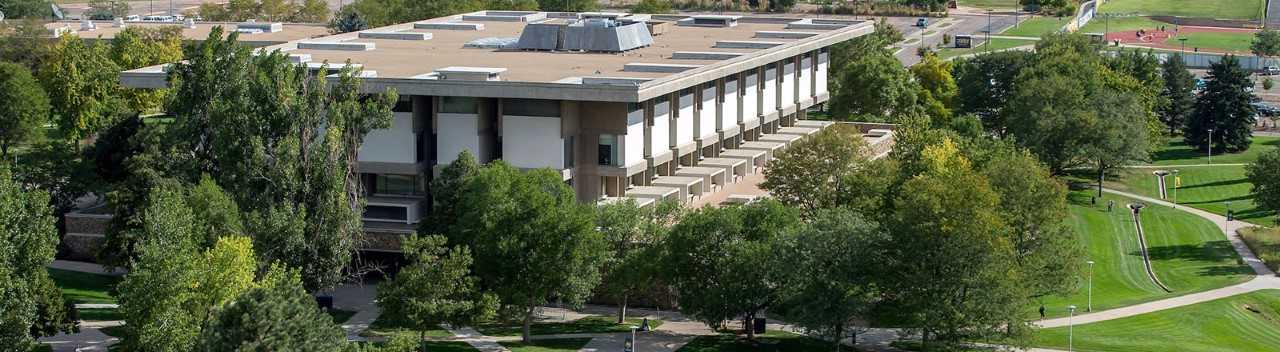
[1252, 102, 1280, 116]
[915, 18, 929, 27]
[1261, 66, 1280, 76]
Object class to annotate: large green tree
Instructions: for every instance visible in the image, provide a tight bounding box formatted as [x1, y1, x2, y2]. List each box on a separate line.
[953, 50, 1032, 134]
[197, 265, 349, 352]
[1160, 54, 1197, 134]
[40, 35, 123, 143]
[761, 124, 893, 216]
[161, 28, 395, 291]
[0, 62, 50, 158]
[109, 27, 184, 114]
[875, 139, 1029, 350]
[595, 199, 682, 323]
[0, 20, 54, 73]
[0, 166, 74, 350]
[828, 50, 924, 122]
[1247, 149, 1280, 222]
[448, 161, 606, 343]
[1251, 29, 1280, 67]
[377, 235, 498, 343]
[420, 150, 480, 237]
[773, 208, 885, 351]
[664, 199, 802, 340]
[0, 0, 53, 18]
[1186, 55, 1256, 153]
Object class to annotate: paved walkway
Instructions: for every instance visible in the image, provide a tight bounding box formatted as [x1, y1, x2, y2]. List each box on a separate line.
[48, 260, 124, 276]
[1036, 188, 1279, 329]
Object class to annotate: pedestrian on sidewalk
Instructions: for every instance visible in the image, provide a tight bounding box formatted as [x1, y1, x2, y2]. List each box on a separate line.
[1039, 305, 1046, 319]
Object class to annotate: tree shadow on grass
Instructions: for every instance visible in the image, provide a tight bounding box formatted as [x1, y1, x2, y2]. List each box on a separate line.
[1182, 194, 1256, 205]
[1136, 241, 1254, 277]
[1176, 178, 1250, 191]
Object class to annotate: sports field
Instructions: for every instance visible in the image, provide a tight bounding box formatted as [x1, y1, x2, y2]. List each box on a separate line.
[1098, 0, 1265, 21]
[1036, 290, 1280, 351]
[938, 38, 1037, 59]
[1036, 191, 1251, 318]
[1001, 16, 1070, 37]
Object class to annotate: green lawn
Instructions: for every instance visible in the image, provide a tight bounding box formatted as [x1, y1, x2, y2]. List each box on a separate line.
[477, 316, 663, 337]
[676, 331, 851, 352]
[48, 268, 120, 304]
[1035, 290, 1280, 351]
[1079, 16, 1169, 34]
[79, 308, 125, 322]
[499, 338, 593, 352]
[957, 0, 1018, 9]
[1111, 167, 1271, 226]
[1036, 191, 1252, 318]
[1098, 0, 1265, 20]
[1145, 136, 1280, 166]
[359, 315, 454, 339]
[1164, 31, 1256, 53]
[1001, 16, 1070, 37]
[939, 38, 1038, 59]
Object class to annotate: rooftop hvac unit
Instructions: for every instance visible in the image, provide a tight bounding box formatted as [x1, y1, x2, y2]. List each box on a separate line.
[514, 20, 653, 52]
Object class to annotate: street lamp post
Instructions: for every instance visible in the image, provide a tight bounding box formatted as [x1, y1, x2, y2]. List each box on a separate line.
[1180, 37, 1188, 55]
[1208, 128, 1215, 164]
[1086, 260, 1095, 312]
[1068, 305, 1077, 352]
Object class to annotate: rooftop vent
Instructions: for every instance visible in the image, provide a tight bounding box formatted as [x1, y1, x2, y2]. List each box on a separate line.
[461, 11, 546, 22]
[80, 19, 97, 31]
[714, 40, 783, 49]
[515, 20, 653, 52]
[678, 15, 740, 28]
[579, 12, 628, 20]
[582, 76, 652, 86]
[755, 30, 819, 39]
[297, 41, 376, 51]
[236, 21, 283, 33]
[414, 22, 484, 30]
[464, 37, 518, 49]
[434, 66, 505, 81]
[358, 31, 431, 40]
[784, 18, 853, 30]
[670, 51, 745, 60]
[623, 63, 700, 73]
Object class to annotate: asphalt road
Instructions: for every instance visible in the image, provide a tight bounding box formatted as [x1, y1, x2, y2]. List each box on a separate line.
[894, 12, 1020, 65]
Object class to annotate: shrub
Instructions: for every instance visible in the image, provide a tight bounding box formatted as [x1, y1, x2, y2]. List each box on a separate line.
[1265, 78, 1274, 90]
[631, 0, 674, 14]
[943, 33, 952, 45]
[1240, 227, 1280, 273]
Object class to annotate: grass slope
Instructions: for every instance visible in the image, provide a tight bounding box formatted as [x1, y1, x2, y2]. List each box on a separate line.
[1001, 16, 1070, 37]
[939, 38, 1038, 59]
[1036, 191, 1251, 318]
[48, 268, 119, 304]
[1098, 0, 1264, 21]
[499, 338, 593, 352]
[1146, 136, 1280, 166]
[1035, 290, 1280, 351]
[1112, 166, 1270, 225]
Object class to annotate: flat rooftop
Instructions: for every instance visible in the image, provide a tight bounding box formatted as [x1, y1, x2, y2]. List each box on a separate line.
[120, 11, 872, 102]
[44, 20, 330, 45]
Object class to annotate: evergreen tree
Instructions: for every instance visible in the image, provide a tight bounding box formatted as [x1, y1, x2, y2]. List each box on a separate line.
[1160, 54, 1197, 134]
[1186, 55, 1256, 153]
[377, 235, 498, 343]
[198, 266, 348, 352]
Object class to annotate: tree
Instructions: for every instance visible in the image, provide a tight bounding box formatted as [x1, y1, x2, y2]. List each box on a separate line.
[953, 50, 1032, 134]
[86, 115, 144, 186]
[344, 0, 483, 27]
[774, 208, 885, 351]
[198, 265, 349, 352]
[875, 139, 1029, 350]
[1160, 54, 1197, 134]
[1247, 149, 1280, 221]
[0, 166, 73, 350]
[116, 185, 257, 352]
[826, 18, 901, 111]
[12, 141, 95, 217]
[0, 62, 50, 158]
[0, 0, 53, 19]
[1186, 55, 1256, 153]
[40, 35, 123, 142]
[329, 7, 369, 33]
[767, 0, 796, 11]
[664, 199, 801, 340]
[187, 175, 243, 248]
[448, 161, 606, 343]
[828, 50, 924, 122]
[537, 0, 598, 11]
[1252, 28, 1280, 67]
[630, 0, 673, 13]
[0, 19, 55, 73]
[378, 235, 498, 343]
[911, 53, 958, 110]
[761, 124, 892, 216]
[85, 0, 130, 19]
[595, 199, 682, 323]
[420, 150, 480, 237]
[976, 144, 1082, 302]
[109, 27, 183, 114]
[294, 0, 331, 22]
[162, 28, 395, 291]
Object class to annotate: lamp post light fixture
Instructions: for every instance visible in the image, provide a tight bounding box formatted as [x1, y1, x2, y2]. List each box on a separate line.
[1068, 305, 1078, 352]
[1087, 260, 1095, 312]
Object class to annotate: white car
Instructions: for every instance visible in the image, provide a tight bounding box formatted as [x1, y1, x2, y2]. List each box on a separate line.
[1261, 66, 1280, 76]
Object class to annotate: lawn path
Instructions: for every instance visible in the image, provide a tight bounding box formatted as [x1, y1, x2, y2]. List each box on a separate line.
[1037, 188, 1279, 328]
